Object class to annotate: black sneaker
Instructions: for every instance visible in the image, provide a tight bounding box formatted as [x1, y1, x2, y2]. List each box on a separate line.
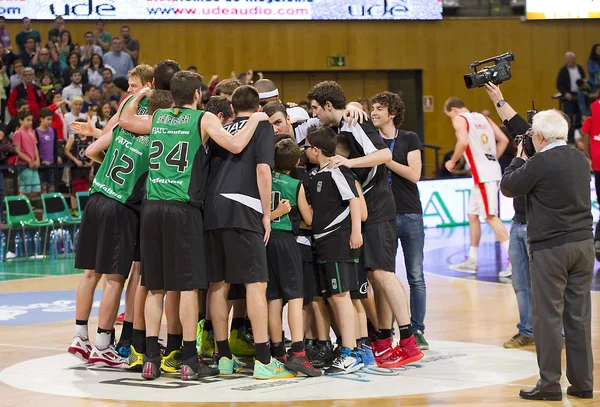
[285, 352, 322, 377]
[181, 355, 220, 380]
[211, 352, 220, 367]
[306, 341, 324, 368]
[318, 342, 335, 367]
[141, 355, 161, 380]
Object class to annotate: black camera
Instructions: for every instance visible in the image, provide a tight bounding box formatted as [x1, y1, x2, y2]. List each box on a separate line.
[514, 102, 538, 158]
[464, 52, 515, 89]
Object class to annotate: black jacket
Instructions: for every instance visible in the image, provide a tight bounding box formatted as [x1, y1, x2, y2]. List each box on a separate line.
[556, 64, 586, 96]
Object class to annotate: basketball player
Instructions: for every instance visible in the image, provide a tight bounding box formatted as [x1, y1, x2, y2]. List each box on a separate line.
[67, 64, 155, 367]
[263, 101, 320, 144]
[443, 97, 510, 275]
[255, 79, 310, 120]
[307, 81, 423, 368]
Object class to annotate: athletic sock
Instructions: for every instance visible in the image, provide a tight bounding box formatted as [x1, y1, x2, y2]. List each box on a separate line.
[96, 329, 112, 350]
[182, 341, 197, 360]
[110, 329, 116, 345]
[469, 246, 478, 262]
[75, 320, 88, 339]
[166, 333, 183, 354]
[377, 329, 393, 340]
[255, 342, 271, 365]
[217, 340, 232, 359]
[231, 317, 245, 331]
[291, 341, 305, 354]
[271, 341, 285, 358]
[119, 321, 133, 343]
[399, 324, 413, 340]
[501, 240, 510, 255]
[132, 329, 146, 353]
[146, 336, 160, 359]
[204, 319, 213, 332]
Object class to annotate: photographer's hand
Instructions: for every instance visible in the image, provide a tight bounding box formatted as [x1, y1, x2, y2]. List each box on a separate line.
[484, 82, 518, 122]
[516, 139, 529, 161]
[484, 82, 503, 105]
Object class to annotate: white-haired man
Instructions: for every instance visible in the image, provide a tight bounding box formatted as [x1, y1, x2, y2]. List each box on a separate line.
[501, 109, 594, 402]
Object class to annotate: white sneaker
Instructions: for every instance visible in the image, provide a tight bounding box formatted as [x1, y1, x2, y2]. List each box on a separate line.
[88, 345, 126, 368]
[449, 257, 478, 273]
[498, 263, 512, 278]
[68, 336, 92, 361]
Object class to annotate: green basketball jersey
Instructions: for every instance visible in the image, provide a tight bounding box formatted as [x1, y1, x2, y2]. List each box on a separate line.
[146, 107, 204, 206]
[90, 97, 150, 211]
[271, 171, 301, 234]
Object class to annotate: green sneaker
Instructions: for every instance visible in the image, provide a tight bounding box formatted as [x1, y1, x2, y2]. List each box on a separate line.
[253, 357, 298, 380]
[229, 327, 255, 357]
[196, 319, 205, 350]
[200, 328, 215, 357]
[218, 355, 243, 375]
[414, 330, 429, 350]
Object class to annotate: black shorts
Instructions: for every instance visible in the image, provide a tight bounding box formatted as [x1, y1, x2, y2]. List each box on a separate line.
[75, 193, 139, 277]
[363, 220, 396, 272]
[318, 260, 359, 297]
[298, 243, 319, 305]
[351, 256, 369, 300]
[38, 167, 55, 185]
[266, 232, 303, 301]
[140, 201, 207, 291]
[206, 228, 268, 284]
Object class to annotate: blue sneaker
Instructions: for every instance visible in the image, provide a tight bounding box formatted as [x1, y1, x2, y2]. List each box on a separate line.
[359, 342, 375, 366]
[325, 347, 363, 375]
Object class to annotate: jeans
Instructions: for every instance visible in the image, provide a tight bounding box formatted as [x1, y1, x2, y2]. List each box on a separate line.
[508, 222, 533, 338]
[395, 213, 426, 332]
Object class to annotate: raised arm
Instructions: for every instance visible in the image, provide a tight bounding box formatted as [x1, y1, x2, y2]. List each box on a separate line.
[484, 83, 518, 122]
[201, 111, 268, 154]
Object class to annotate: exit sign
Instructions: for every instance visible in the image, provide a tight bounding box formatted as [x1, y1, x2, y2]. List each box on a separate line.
[327, 56, 346, 68]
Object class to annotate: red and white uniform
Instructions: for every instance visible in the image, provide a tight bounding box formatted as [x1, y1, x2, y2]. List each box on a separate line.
[459, 112, 502, 217]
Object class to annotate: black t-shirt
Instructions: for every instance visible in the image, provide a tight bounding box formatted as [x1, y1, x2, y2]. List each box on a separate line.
[338, 119, 395, 224]
[204, 117, 275, 233]
[70, 135, 92, 180]
[383, 130, 423, 214]
[310, 165, 359, 262]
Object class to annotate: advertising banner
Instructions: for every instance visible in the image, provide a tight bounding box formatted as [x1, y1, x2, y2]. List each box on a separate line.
[526, 0, 600, 20]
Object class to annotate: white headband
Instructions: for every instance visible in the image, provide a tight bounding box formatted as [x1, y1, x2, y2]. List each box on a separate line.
[259, 89, 279, 100]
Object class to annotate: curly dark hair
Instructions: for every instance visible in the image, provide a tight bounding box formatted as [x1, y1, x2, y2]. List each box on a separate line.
[589, 43, 600, 63]
[371, 91, 405, 128]
[306, 81, 346, 110]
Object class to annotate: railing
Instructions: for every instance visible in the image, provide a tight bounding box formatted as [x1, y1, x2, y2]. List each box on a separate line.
[0, 163, 77, 196]
[422, 144, 442, 179]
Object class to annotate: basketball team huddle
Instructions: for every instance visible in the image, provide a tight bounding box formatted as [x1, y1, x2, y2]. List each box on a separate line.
[66, 58, 429, 382]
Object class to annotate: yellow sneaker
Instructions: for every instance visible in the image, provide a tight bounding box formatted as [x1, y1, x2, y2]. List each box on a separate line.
[126, 345, 144, 371]
[253, 357, 297, 380]
[229, 328, 255, 357]
[161, 349, 182, 373]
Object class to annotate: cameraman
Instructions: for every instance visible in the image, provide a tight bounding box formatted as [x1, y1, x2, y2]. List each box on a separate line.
[500, 104, 594, 401]
[484, 83, 533, 350]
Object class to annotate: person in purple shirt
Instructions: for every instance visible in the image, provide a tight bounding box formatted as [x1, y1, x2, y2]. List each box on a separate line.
[35, 108, 59, 193]
[0, 17, 10, 50]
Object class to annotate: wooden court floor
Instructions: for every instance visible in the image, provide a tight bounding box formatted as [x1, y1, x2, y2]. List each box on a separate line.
[0, 266, 598, 407]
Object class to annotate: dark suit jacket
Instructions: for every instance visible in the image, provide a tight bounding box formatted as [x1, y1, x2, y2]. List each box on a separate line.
[556, 64, 586, 96]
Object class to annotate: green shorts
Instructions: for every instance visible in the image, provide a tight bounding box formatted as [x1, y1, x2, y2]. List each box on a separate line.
[18, 168, 41, 194]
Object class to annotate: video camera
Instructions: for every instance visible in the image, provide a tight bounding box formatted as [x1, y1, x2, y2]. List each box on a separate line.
[464, 52, 515, 89]
[514, 102, 538, 158]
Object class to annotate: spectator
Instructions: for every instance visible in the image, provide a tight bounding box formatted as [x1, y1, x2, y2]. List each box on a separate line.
[102, 38, 134, 78]
[85, 103, 99, 129]
[85, 53, 104, 87]
[45, 90, 70, 141]
[111, 77, 129, 109]
[214, 78, 241, 100]
[64, 118, 93, 212]
[35, 108, 59, 193]
[97, 102, 113, 128]
[47, 16, 66, 43]
[62, 69, 83, 102]
[0, 60, 8, 123]
[57, 31, 73, 70]
[587, 44, 600, 86]
[18, 36, 36, 67]
[0, 17, 11, 50]
[0, 124, 15, 221]
[100, 67, 118, 102]
[121, 25, 139, 66]
[438, 150, 469, 178]
[556, 51, 586, 142]
[81, 84, 98, 113]
[15, 18, 41, 54]
[62, 52, 87, 87]
[90, 85, 102, 107]
[0, 43, 17, 75]
[32, 46, 60, 80]
[576, 78, 599, 118]
[64, 96, 86, 138]
[94, 20, 111, 53]
[80, 31, 103, 63]
[581, 100, 600, 251]
[39, 72, 55, 94]
[5, 99, 29, 139]
[9, 59, 24, 89]
[13, 110, 41, 198]
[8, 67, 45, 120]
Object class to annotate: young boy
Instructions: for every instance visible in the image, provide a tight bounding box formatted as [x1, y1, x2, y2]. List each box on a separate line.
[6, 99, 30, 138]
[304, 126, 364, 375]
[36, 108, 59, 193]
[12, 110, 41, 198]
[65, 97, 87, 138]
[267, 138, 320, 377]
[64, 119, 93, 214]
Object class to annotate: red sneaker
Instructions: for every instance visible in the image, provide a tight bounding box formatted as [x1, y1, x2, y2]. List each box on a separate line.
[88, 345, 126, 368]
[373, 337, 395, 367]
[68, 336, 92, 361]
[381, 336, 424, 368]
[115, 313, 125, 325]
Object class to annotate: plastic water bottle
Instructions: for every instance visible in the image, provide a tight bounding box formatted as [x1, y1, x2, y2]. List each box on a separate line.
[34, 231, 43, 256]
[0, 233, 6, 262]
[25, 232, 33, 257]
[74, 229, 79, 253]
[14, 232, 22, 257]
[49, 231, 57, 260]
[64, 230, 72, 256]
